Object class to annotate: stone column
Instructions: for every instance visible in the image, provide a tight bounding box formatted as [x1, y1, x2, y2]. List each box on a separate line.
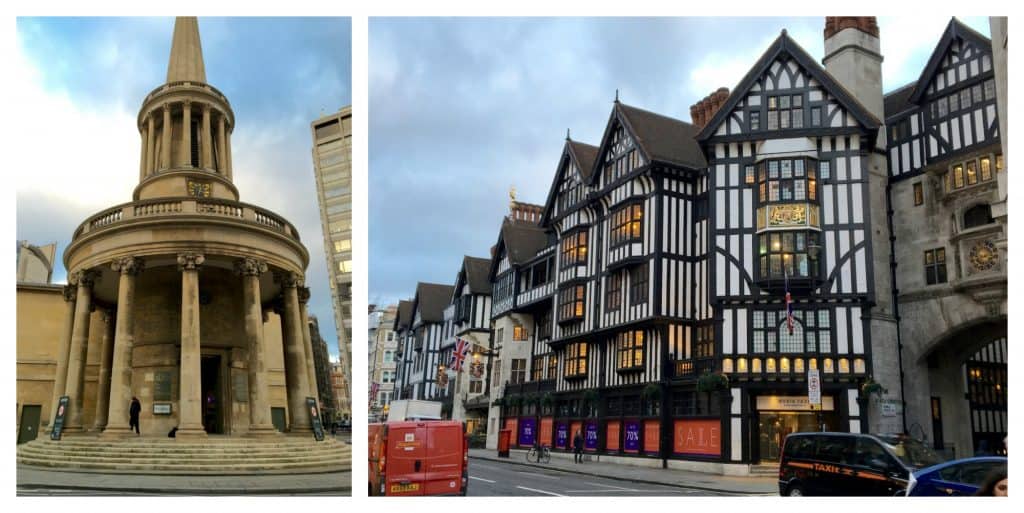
[45, 285, 77, 433]
[161, 103, 172, 170]
[146, 114, 156, 176]
[176, 252, 207, 438]
[63, 270, 98, 434]
[91, 309, 116, 431]
[201, 104, 212, 169]
[235, 258, 279, 436]
[297, 287, 320, 404]
[217, 115, 227, 174]
[277, 272, 312, 433]
[225, 126, 233, 180]
[182, 100, 192, 168]
[138, 125, 148, 182]
[101, 256, 144, 437]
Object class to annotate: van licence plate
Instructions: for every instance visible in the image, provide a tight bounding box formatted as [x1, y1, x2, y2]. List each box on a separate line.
[390, 483, 420, 493]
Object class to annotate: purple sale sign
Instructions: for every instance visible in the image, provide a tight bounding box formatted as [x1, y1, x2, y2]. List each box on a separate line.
[585, 421, 598, 450]
[555, 422, 569, 448]
[519, 417, 537, 447]
[624, 420, 641, 452]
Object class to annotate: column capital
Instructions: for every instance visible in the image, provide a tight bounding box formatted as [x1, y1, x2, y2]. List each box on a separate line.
[182, 98, 193, 108]
[234, 257, 268, 277]
[63, 284, 78, 302]
[297, 286, 311, 305]
[202, 102, 212, 113]
[163, 102, 172, 112]
[177, 252, 206, 271]
[69, 269, 99, 287]
[273, 270, 303, 289]
[111, 256, 145, 276]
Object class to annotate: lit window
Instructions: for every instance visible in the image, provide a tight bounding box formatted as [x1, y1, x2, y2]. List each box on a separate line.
[723, 358, 734, 373]
[838, 358, 850, 374]
[337, 260, 352, 273]
[564, 342, 588, 378]
[924, 248, 947, 285]
[616, 331, 644, 370]
[737, 358, 748, 373]
[610, 203, 643, 246]
[333, 240, 351, 253]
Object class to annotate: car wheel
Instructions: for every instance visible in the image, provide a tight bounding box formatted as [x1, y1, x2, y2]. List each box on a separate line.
[787, 484, 805, 497]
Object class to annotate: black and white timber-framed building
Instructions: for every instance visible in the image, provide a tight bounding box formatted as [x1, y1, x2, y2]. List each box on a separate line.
[390, 16, 1007, 471]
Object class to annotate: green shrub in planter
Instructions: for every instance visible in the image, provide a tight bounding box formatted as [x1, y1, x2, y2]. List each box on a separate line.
[696, 372, 730, 393]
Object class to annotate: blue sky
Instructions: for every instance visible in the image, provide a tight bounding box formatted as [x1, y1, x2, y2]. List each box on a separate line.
[369, 16, 992, 306]
[15, 17, 351, 358]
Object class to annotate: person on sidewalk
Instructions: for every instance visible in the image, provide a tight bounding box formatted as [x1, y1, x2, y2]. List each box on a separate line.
[573, 430, 584, 463]
[129, 396, 142, 435]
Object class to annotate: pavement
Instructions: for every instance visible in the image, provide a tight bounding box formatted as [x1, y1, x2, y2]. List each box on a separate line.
[16, 466, 351, 496]
[469, 449, 777, 495]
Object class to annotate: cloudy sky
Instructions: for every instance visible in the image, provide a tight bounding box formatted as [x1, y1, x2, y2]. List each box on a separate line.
[369, 16, 991, 306]
[15, 17, 351, 358]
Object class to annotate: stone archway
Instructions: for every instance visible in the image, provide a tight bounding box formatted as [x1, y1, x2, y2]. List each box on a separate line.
[903, 317, 1006, 459]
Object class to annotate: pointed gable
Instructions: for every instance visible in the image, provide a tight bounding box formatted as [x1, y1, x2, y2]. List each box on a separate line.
[487, 219, 550, 281]
[393, 299, 414, 331]
[539, 138, 599, 225]
[455, 256, 492, 297]
[908, 18, 994, 104]
[696, 30, 880, 142]
[412, 282, 454, 324]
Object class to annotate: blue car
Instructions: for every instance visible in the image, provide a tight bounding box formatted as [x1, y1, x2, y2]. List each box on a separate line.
[906, 456, 1007, 496]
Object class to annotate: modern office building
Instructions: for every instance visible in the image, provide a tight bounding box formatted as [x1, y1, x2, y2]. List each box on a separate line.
[311, 106, 353, 419]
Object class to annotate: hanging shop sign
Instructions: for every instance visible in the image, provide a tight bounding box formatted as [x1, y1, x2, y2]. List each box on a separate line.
[808, 368, 822, 405]
[673, 419, 721, 457]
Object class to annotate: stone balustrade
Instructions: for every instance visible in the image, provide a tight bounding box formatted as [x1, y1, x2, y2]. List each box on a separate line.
[73, 197, 301, 242]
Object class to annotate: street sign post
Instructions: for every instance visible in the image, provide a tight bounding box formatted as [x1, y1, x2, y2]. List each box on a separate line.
[807, 369, 822, 431]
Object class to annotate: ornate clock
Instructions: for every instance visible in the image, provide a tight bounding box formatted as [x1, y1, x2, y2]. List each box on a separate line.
[969, 240, 998, 271]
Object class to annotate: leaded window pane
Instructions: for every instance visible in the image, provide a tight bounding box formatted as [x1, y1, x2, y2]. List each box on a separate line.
[949, 93, 959, 111]
[767, 331, 777, 352]
[792, 109, 803, 128]
[794, 179, 806, 200]
[819, 331, 832, 353]
[753, 311, 764, 328]
[794, 159, 805, 176]
[972, 84, 983, 103]
[806, 331, 816, 352]
[818, 310, 830, 327]
[753, 330, 765, 353]
[781, 160, 792, 178]
[820, 161, 830, 180]
[769, 161, 779, 178]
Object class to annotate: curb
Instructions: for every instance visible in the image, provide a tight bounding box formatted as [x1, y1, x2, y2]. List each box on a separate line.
[17, 464, 351, 476]
[16, 483, 352, 495]
[469, 455, 775, 495]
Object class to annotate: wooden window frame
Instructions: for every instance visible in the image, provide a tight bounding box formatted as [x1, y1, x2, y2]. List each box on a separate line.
[564, 342, 588, 379]
[560, 229, 588, 267]
[629, 263, 649, 305]
[610, 202, 644, 247]
[924, 248, 948, 285]
[558, 285, 585, 322]
[605, 271, 623, 312]
[616, 330, 645, 371]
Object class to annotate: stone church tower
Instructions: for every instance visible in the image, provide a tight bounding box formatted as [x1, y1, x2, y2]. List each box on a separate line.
[55, 17, 320, 439]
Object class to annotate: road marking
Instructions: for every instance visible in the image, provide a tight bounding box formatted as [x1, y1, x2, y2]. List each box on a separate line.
[515, 471, 561, 480]
[469, 476, 496, 483]
[516, 485, 567, 496]
[582, 481, 635, 490]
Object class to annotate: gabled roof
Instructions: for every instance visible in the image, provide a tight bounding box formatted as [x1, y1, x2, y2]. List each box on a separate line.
[907, 18, 993, 104]
[413, 282, 454, 324]
[588, 102, 706, 183]
[460, 256, 492, 296]
[539, 138, 599, 225]
[696, 29, 880, 142]
[883, 82, 917, 120]
[393, 300, 414, 331]
[486, 219, 550, 280]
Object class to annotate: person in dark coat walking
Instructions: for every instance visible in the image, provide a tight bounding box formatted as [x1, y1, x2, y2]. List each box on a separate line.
[129, 397, 142, 435]
[573, 430, 584, 463]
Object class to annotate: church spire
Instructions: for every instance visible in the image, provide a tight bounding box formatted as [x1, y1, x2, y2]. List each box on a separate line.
[166, 17, 207, 83]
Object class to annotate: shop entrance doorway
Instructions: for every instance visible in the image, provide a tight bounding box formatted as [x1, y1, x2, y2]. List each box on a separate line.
[756, 410, 839, 462]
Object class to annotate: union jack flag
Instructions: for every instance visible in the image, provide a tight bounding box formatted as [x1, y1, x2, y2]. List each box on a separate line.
[449, 338, 471, 372]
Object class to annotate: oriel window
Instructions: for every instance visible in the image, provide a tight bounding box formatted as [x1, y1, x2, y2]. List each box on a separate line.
[610, 203, 643, 246]
[564, 342, 588, 378]
[629, 263, 648, 305]
[616, 331, 644, 370]
[605, 272, 623, 312]
[560, 230, 588, 266]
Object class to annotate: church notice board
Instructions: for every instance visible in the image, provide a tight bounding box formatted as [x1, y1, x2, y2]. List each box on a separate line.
[307, 397, 325, 441]
[50, 396, 69, 440]
[153, 371, 173, 401]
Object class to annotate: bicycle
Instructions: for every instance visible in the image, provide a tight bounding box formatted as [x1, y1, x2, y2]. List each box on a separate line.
[526, 444, 551, 464]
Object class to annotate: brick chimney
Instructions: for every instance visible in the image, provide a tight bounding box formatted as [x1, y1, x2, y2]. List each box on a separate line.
[690, 87, 731, 130]
[508, 200, 543, 225]
[824, 17, 879, 39]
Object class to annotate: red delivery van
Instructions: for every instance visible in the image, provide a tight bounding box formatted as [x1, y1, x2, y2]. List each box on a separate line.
[369, 420, 468, 496]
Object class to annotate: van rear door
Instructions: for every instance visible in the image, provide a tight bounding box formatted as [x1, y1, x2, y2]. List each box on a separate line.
[423, 422, 464, 495]
[385, 422, 426, 496]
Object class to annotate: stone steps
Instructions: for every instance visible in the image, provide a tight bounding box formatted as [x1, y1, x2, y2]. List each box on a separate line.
[17, 437, 351, 474]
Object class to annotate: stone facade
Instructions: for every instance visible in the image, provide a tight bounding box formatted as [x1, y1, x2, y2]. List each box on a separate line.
[16, 17, 323, 443]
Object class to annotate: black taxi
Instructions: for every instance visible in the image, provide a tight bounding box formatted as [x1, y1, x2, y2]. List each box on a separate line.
[779, 432, 945, 496]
